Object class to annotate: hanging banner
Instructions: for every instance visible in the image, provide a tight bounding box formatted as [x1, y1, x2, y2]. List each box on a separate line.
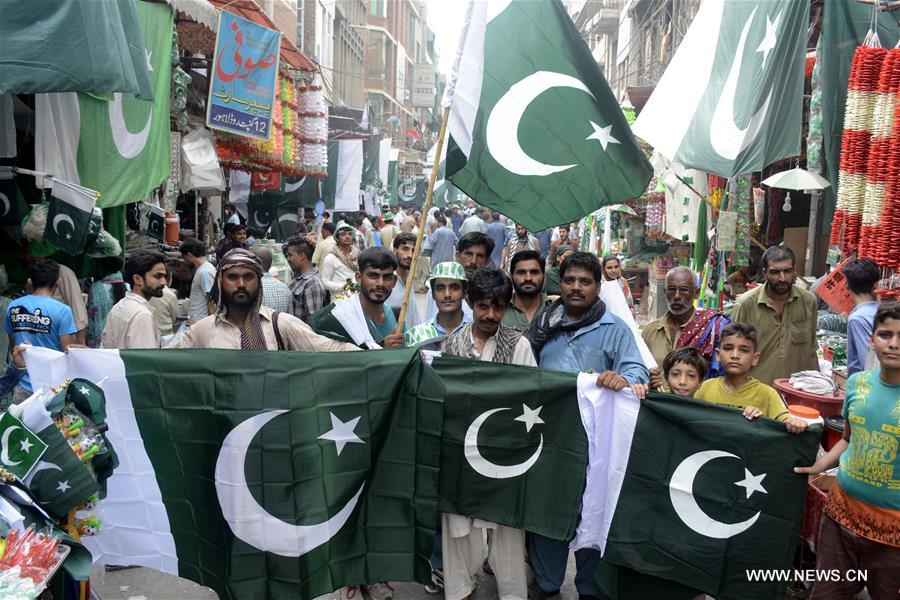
[206, 11, 281, 140]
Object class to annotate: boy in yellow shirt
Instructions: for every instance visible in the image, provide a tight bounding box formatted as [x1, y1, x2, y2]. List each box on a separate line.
[695, 322, 807, 433]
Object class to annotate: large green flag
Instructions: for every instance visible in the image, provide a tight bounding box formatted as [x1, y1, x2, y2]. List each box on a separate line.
[596, 392, 818, 600]
[444, 0, 652, 231]
[632, 0, 809, 177]
[26, 348, 442, 599]
[434, 357, 587, 540]
[34, 0, 173, 209]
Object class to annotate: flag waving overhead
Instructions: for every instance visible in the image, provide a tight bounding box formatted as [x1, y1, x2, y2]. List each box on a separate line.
[632, 0, 809, 177]
[443, 0, 651, 231]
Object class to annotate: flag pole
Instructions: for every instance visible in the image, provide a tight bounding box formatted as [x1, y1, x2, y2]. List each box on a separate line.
[394, 105, 450, 334]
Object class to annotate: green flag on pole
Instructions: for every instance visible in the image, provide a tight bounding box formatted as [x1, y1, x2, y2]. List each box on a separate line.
[43, 185, 97, 255]
[0, 412, 48, 481]
[632, 0, 809, 177]
[443, 0, 652, 230]
[0, 171, 29, 227]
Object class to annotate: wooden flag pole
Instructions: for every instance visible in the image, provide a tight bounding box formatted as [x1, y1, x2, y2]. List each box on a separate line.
[394, 105, 451, 334]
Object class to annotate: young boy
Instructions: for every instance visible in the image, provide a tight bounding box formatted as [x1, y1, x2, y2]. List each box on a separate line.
[695, 322, 807, 433]
[795, 302, 899, 599]
[663, 347, 707, 397]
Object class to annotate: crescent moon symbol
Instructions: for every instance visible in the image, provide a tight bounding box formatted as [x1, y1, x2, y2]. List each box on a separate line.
[253, 210, 271, 228]
[109, 93, 152, 159]
[486, 71, 596, 176]
[709, 7, 772, 160]
[278, 214, 299, 224]
[1, 426, 23, 467]
[52, 213, 76, 236]
[669, 450, 760, 539]
[0, 192, 10, 217]
[285, 177, 306, 193]
[215, 410, 365, 557]
[23, 460, 62, 487]
[464, 407, 543, 479]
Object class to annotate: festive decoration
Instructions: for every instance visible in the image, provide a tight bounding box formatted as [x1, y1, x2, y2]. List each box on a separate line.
[298, 74, 328, 176]
[859, 48, 900, 266]
[644, 192, 665, 238]
[707, 175, 726, 210]
[831, 44, 886, 253]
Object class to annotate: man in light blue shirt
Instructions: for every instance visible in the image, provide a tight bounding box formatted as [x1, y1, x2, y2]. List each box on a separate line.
[526, 252, 648, 600]
[843, 258, 880, 376]
[485, 212, 507, 268]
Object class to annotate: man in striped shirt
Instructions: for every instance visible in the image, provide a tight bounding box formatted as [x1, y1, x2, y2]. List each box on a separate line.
[283, 236, 328, 322]
[251, 246, 293, 314]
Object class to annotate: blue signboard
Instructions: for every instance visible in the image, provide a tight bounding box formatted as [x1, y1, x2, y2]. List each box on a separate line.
[206, 11, 281, 140]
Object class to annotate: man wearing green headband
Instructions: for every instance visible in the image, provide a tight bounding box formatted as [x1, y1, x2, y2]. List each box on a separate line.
[404, 262, 471, 350]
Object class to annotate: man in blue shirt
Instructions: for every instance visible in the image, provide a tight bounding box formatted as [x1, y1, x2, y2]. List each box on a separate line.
[844, 258, 881, 376]
[5, 259, 77, 403]
[486, 212, 507, 268]
[526, 252, 649, 600]
[425, 214, 459, 266]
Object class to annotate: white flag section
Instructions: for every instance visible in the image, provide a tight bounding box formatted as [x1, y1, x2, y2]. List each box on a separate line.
[600, 279, 657, 369]
[35, 93, 82, 189]
[573, 376, 640, 553]
[440, 0, 487, 157]
[378, 138, 392, 183]
[334, 140, 364, 212]
[24, 347, 178, 573]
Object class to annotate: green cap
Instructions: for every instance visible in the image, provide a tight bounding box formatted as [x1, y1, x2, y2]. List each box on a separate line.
[427, 261, 467, 283]
[556, 244, 574, 258]
[383, 212, 395, 222]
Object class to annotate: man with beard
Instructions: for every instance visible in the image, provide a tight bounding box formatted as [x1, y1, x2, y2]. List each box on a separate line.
[526, 252, 648, 600]
[423, 232, 495, 323]
[441, 267, 535, 600]
[309, 247, 405, 349]
[386, 233, 422, 327]
[501, 223, 541, 273]
[101, 250, 167, 349]
[502, 250, 553, 333]
[642, 266, 730, 388]
[730, 246, 818, 385]
[177, 249, 357, 352]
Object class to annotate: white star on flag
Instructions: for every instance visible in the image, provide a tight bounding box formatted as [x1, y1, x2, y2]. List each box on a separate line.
[19, 438, 33, 453]
[318, 412, 365, 456]
[514, 404, 545, 433]
[65, 233, 72, 240]
[56, 480, 71, 493]
[734, 468, 767, 499]
[755, 12, 781, 70]
[585, 121, 620, 151]
[79, 386, 91, 396]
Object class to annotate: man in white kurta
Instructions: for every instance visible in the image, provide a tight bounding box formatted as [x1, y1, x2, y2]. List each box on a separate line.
[440, 267, 535, 600]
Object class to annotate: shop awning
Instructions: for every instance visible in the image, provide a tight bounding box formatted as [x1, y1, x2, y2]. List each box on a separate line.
[207, 0, 316, 71]
[0, 0, 154, 98]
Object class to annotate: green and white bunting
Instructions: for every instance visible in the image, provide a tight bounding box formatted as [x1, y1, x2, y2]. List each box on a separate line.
[43, 184, 97, 255]
[632, 0, 809, 177]
[444, 0, 652, 230]
[34, 1, 173, 208]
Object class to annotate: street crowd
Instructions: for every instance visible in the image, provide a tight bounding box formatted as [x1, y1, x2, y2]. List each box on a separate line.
[4, 203, 899, 600]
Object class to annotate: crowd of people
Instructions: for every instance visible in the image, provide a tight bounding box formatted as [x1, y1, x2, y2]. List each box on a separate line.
[3, 201, 898, 600]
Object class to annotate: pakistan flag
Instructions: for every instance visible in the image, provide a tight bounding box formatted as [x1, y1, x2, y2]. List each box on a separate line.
[632, 0, 809, 177]
[444, 0, 652, 231]
[26, 348, 442, 599]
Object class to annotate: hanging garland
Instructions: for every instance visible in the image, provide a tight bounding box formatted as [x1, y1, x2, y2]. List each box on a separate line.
[859, 48, 900, 266]
[830, 44, 887, 253]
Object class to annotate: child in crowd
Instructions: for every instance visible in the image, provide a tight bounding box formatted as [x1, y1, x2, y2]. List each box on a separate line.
[695, 322, 807, 434]
[795, 302, 899, 599]
[663, 347, 707, 397]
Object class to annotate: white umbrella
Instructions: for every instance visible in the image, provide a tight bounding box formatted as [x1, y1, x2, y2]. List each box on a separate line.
[761, 167, 831, 191]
